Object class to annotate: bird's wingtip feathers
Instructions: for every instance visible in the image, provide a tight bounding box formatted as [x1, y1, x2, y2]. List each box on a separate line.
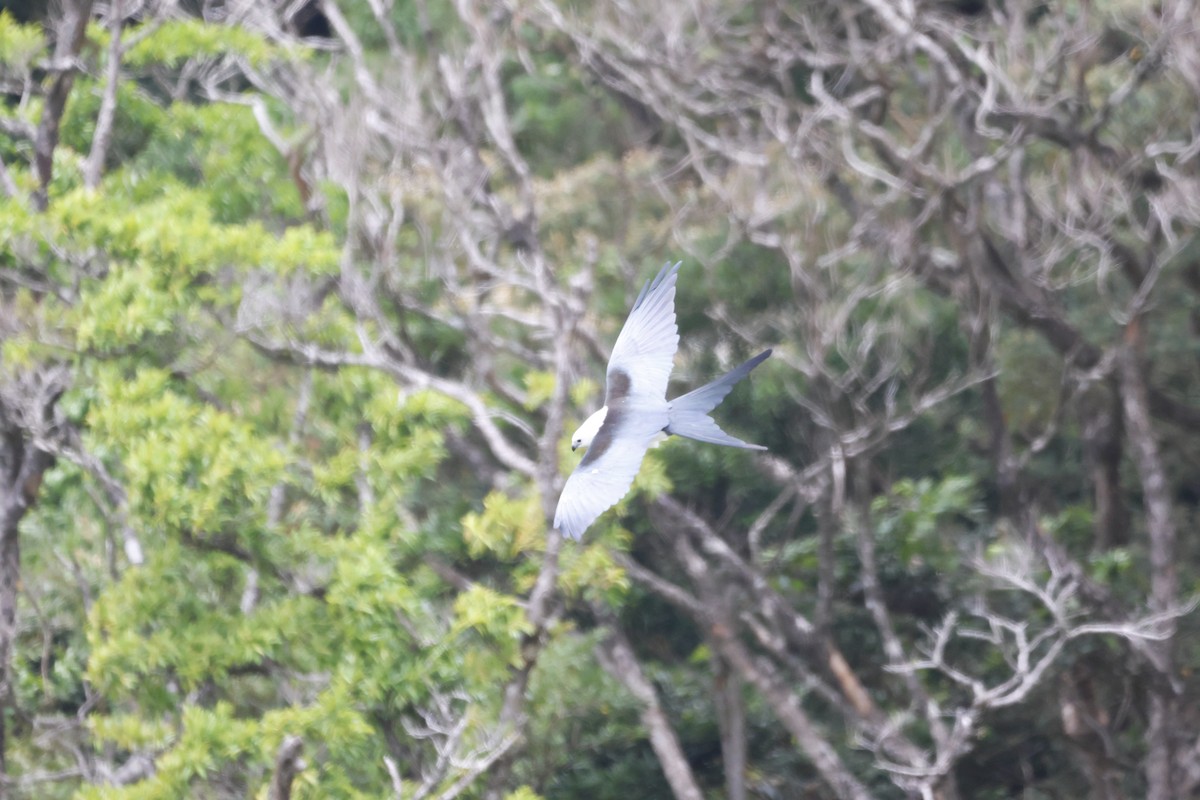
[553, 510, 583, 540]
[633, 261, 683, 310]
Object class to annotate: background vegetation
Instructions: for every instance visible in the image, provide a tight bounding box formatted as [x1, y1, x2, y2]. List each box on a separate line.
[0, 0, 1198, 798]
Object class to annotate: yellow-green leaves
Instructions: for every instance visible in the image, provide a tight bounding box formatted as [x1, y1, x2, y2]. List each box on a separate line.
[461, 488, 545, 558]
[558, 539, 630, 607]
[0, 11, 42, 70]
[38, 175, 338, 355]
[570, 376, 600, 408]
[76, 261, 183, 350]
[90, 714, 174, 753]
[453, 584, 534, 675]
[88, 368, 286, 536]
[522, 368, 556, 410]
[504, 788, 546, 800]
[125, 19, 281, 69]
[81, 704, 257, 800]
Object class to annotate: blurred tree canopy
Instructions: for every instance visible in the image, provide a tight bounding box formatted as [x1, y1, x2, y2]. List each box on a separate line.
[0, 0, 1198, 798]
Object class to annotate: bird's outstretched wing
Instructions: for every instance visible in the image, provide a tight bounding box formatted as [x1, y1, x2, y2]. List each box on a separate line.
[553, 410, 665, 540]
[554, 262, 681, 539]
[606, 262, 681, 406]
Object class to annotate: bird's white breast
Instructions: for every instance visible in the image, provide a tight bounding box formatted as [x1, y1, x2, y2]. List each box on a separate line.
[574, 406, 609, 449]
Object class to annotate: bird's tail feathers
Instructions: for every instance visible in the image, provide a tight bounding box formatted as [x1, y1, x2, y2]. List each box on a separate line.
[665, 349, 771, 450]
[669, 349, 771, 416]
[665, 414, 766, 450]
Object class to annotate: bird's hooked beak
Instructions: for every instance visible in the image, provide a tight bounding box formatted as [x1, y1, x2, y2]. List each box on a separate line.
[571, 442, 579, 451]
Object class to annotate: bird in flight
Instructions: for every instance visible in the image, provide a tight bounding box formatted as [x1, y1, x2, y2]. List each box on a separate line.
[554, 262, 771, 540]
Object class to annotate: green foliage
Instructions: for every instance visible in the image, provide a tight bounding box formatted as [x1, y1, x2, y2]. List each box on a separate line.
[124, 19, 281, 69]
[337, 0, 459, 52]
[509, 57, 632, 175]
[874, 476, 980, 551]
[517, 632, 674, 798]
[61, 80, 164, 168]
[504, 788, 545, 800]
[462, 487, 545, 558]
[141, 101, 306, 223]
[88, 368, 285, 535]
[558, 539, 630, 607]
[522, 368, 556, 410]
[1, 2, 1196, 798]
[453, 584, 534, 681]
[0, 10, 43, 69]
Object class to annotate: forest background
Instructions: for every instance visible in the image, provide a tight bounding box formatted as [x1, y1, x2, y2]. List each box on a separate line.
[1, 0, 1199, 798]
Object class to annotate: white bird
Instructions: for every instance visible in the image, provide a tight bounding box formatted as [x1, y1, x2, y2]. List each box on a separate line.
[554, 262, 772, 540]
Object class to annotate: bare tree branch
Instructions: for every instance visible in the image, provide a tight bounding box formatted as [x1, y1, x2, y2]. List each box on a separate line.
[594, 621, 705, 800]
[33, 0, 95, 211]
[267, 736, 304, 800]
[83, 0, 126, 189]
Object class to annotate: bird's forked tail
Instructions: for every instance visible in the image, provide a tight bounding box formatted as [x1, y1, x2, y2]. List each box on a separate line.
[665, 349, 771, 450]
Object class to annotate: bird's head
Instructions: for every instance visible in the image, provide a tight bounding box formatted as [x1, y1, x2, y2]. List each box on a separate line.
[571, 407, 608, 451]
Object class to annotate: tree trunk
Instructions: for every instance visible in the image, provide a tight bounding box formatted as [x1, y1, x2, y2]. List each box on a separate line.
[1083, 387, 1128, 550]
[0, 512, 16, 795]
[713, 658, 747, 800]
[33, 0, 95, 210]
[595, 624, 705, 800]
[0, 441, 52, 796]
[268, 736, 304, 800]
[1118, 331, 1179, 800]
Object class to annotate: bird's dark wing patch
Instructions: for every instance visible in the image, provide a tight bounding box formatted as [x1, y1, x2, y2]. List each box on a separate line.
[605, 369, 632, 405]
[582, 368, 634, 467]
[580, 406, 625, 467]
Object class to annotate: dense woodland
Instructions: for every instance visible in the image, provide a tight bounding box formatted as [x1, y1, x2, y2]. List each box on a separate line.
[0, 0, 1198, 798]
